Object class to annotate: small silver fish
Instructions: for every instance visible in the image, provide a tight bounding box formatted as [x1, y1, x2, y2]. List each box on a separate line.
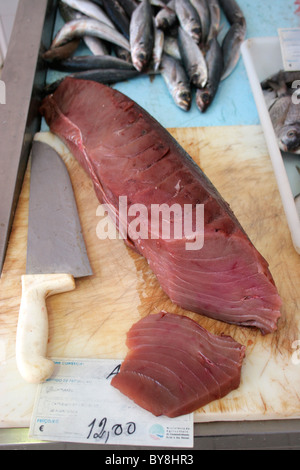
[207, 0, 220, 43]
[130, 0, 154, 72]
[178, 26, 208, 88]
[218, 0, 245, 25]
[155, 0, 176, 30]
[61, 0, 115, 27]
[160, 53, 192, 111]
[196, 37, 223, 112]
[221, 19, 246, 80]
[190, 0, 211, 45]
[51, 18, 131, 51]
[153, 22, 165, 71]
[278, 101, 300, 153]
[175, 0, 202, 44]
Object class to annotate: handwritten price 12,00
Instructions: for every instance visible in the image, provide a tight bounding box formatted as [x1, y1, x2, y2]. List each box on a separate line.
[87, 417, 136, 444]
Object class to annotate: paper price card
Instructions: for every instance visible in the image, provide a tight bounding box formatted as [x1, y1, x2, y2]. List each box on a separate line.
[279, 28, 300, 71]
[29, 358, 194, 448]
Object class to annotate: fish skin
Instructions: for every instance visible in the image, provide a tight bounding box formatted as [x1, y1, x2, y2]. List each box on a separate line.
[278, 100, 300, 153]
[51, 18, 131, 51]
[174, 0, 202, 44]
[102, 0, 130, 39]
[190, 0, 211, 45]
[221, 19, 246, 80]
[118, 0, 138, 17]
[60, 0, 115, 27]
[160, 53, 192, 111]
[178, 26, 208, 88]
[45, 54, 135, 72]
[207, 0, 220, 42]
[218, 0, 245, 25]
[43, 39, 81, 61]
[130, 0, 154, 72]
[163, 35, 181, 60]
[155, 0, 176, 30]
[196, 37, 223, 112]
[44, 68, 139, 94]
[153, 22, 165, 71]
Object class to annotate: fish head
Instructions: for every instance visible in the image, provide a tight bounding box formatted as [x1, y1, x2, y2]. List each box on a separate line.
[131, 46, 150, 72]
[279, 123, 300, 153]
[174, 86, 192, 111]
[196, 89, 212, 112]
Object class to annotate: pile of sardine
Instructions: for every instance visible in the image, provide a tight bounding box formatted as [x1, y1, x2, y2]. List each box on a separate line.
[261, 70, 300, 154]
[44, 0, 246, 112]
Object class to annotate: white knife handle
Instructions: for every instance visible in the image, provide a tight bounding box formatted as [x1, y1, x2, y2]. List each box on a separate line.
[16, 274, 75, 384]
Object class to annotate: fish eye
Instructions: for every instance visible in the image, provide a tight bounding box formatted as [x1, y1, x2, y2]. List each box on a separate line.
[287, 129, 296, 138]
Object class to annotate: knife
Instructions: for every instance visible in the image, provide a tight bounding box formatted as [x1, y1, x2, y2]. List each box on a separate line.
[16, 139, 93, 384]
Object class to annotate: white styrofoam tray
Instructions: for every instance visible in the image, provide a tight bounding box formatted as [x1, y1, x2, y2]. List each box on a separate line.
[241, 37, 300, 255]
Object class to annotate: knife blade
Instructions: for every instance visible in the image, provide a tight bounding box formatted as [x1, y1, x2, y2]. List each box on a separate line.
[16, 139, 93, 384]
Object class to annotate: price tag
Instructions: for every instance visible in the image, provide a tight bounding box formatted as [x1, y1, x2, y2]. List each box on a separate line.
[279, 28, 300, 71]
[29, 358, 194, 448]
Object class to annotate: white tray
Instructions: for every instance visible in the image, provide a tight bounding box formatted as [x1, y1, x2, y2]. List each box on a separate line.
[241, 37, 300, 255]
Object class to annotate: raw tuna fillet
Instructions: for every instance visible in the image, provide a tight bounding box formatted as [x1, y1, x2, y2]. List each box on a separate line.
[111, 312, 246, 417]
[40, 77, 282, 334]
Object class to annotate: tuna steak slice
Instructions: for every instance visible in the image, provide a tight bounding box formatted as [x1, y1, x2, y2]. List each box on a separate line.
[40, 77, 282, 334]
[111, 312, 246, 417]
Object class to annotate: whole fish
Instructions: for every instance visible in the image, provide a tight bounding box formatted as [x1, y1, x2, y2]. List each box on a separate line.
[155, 0, 176, 30]
[102, 0, 130, 39]
[221, 19, 246, 80]
[218, 0, 245, 25]
[174, 0, 202, 44]
[207, 0, 220, 42]
[130, 0, 154, 72]
[45, 54, 135, 72]
[51, 18, 131, 51]
[178, 26, 208, 88]
[160, 53, 191, 111]
[44, 68, 140, 95]
[196, 37, 223, 111]
[190, 0, 211, 45]
[60, 0, 115, 27]
[153, 22, 164, 71]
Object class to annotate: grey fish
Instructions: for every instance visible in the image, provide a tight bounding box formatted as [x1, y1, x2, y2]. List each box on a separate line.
[102, 0, 130, 40]
[218, 0, 245, 25]
[207, 0, 220, 42]
[58, 0, 110, 55]
[278, 100, 300, 153]
[44, 68, 140, 95]
[160, 53, 191, 111]
[190, 0, 211, 45]
[155, 0, 176, 30]
[45, 54, 135, 72]
[178, 26, 208, 88]
[51, 18, 131, 51]
[175, 0, 202, 44]
[196, 37, 223, 112]
[163, 35, 181, 60]
[261, 70, 300, 90]
[153, 22, 164, 71]
[83, 36, 110, 55]
[221, 19, 246, 80]
[118, 0, 138, 17]
[130, 0, 154, 72]
[61, 0, 115, 27]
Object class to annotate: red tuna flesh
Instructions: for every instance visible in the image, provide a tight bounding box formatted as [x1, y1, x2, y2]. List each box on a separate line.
[111, 312, 246, 417]
[40, 77, 282, 334]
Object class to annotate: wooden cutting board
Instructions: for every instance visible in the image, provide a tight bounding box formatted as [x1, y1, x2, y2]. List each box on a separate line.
[1, 126, 300, 429]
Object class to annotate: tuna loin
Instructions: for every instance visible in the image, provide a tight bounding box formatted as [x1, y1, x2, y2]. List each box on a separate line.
[40, 77, 282, 334]
[111, 312, 246, 417]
